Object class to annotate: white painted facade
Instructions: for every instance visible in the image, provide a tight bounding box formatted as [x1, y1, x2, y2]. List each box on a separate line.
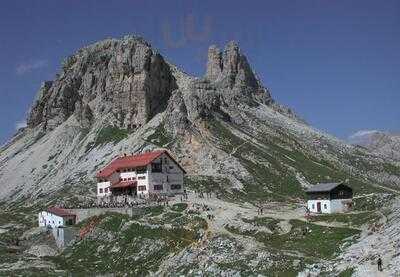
[97, 181, 112, 197]
[38, 211, 75, 228]
[307, 199, 352, 214]
[145, 153, 184, 195]
[96, 152, 185, 199]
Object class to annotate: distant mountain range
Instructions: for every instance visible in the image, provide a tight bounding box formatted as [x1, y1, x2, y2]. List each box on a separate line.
[349, 130, 400, 161]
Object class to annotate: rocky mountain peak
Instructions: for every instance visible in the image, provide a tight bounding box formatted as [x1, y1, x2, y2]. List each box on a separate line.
[27, 37, 278, 136]
[27, 36, 177, 132]
[349, 130, 400, 161]
[205, 41, 259, 90]
[205, 45, 222, 82]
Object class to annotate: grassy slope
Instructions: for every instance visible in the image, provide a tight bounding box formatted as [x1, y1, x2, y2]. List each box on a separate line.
[48, 207, 207, 275]
[228, 217, 360, 260]
[207, 118, 389, 202]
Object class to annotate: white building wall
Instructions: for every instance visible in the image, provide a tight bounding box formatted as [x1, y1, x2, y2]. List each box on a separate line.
[137, 169, 149, 196]
[96, 152, 185, 198]
[330, 199, 352, 213]
[147, 153, 184, 195]
[119, 171, 137, 180]
[97, 181, 112, 197]
[307, 199, 352, 214]
[308, 199, 331, 214]
[38, 211, 65, 228]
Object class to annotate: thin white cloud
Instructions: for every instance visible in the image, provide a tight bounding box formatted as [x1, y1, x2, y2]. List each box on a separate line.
[16, 59, 48, 75]
[349, 130, 379, 139]
[15, 120, 27, 130]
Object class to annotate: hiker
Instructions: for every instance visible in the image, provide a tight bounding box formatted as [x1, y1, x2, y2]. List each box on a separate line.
[377, 256, 383, 271]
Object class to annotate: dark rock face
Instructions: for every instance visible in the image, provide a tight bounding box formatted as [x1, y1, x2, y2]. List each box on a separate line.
[27, 36, 177, 131]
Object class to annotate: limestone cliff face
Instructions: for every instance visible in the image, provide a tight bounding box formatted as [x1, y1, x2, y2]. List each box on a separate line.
[350, 131, 400, 161]
[164, 42, 277, 135]
[27, 36, 177, 131]
[205, 42, 271, 105]
[27, 38, 276, 136]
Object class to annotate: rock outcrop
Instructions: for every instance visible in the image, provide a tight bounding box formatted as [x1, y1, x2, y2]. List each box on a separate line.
[205, 42, 272, 106]
[350, 130, 400, 161]
[164, 42, 278, 136]
[27, 36, 177, 131]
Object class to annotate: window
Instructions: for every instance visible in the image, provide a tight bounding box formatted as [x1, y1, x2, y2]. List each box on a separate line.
[137, 167, 147, 174]
[151, 162, 162, 173]
[105, 188, 109, 193]
[138, 176, 146, 180]
[324, 204, 327, 210]
[171, 184, 181, 190]
[99, 188, 103, 193]
[138, 185, 146, 191]
[154, 184, 163, 191]
[312, 204, 315, 210]
[169, 166, 174, 170]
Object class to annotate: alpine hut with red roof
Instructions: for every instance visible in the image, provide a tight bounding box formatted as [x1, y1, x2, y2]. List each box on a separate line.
[38, 207, 77, 228]
[96, 150, 186, 200]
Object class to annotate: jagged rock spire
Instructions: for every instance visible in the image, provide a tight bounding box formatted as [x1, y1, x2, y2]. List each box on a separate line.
[205, 41, 258, 89]
[206, 45, 222, 82]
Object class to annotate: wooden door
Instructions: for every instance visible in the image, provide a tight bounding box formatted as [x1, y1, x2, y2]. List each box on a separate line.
[317, 202, 322, 213]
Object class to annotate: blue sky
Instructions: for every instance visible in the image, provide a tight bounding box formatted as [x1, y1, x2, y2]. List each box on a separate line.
[0, 0, 399, 144]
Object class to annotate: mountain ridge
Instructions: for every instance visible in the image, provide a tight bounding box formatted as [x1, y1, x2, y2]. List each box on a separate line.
[349, 130, 400, 161]
[1, 35, 399, 202]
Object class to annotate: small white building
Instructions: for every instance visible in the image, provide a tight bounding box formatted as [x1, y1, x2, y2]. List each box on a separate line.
[96, 150, 186, 201]
[306, 183, 353, 214]
[38, 207, 76, 228]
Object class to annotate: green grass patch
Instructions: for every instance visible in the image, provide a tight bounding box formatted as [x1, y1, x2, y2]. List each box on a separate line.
[100, 213, 130, 232]
[338, 267, 355, 277]
[171, 203, 188, 212]
[310, 211, 381, 228]
[258, 220, 360, 259]
[184, 175, 238, 202]
[228, 218, 360, 260]
[50, 212, 206, 275]
[242, 217, 282, 232]
[94, 126, 129, 146]
[146, 123, 174, 147]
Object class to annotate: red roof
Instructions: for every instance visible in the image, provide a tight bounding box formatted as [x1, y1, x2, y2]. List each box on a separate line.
[110, 180, 137, 189]
[96, 150, 186, 178]
[47, 207, 76, 218]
